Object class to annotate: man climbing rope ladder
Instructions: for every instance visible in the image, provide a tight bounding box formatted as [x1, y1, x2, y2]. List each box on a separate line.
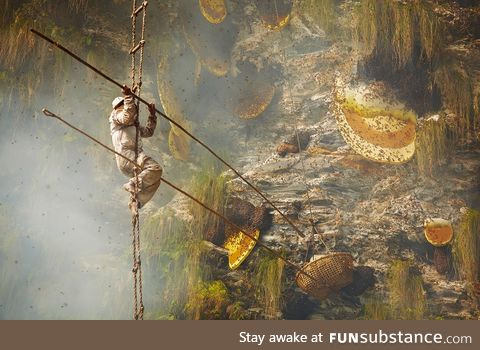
[110, 85, 162, 214]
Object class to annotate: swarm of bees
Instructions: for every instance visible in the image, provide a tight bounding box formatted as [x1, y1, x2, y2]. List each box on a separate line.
[233, 82, 276, 119]
[182, 0, 235, 78]
[231, 60, 277, 120]
[168, 127, 191, 161]
[334, 82, 417, 164]
[199, 0, 227, 24]
[157, 48, 193, 161]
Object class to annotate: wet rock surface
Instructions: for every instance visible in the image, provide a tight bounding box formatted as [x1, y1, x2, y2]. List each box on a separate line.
[341, 266, 376, 297]
[159, 7, 479, 320]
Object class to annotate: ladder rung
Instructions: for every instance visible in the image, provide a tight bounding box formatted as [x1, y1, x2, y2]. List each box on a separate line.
[132, 82, 142, 93]
[131, 1, 148, 17]
[130, 40, 145, 55]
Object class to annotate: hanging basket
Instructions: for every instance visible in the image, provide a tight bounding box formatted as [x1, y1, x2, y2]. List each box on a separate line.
[295, 252, 354, 300]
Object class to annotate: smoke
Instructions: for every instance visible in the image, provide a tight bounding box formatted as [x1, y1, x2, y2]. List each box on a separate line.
[0, 77, 137, 318]
[0, 0, 287, 319]
[0, 22, 139, 318]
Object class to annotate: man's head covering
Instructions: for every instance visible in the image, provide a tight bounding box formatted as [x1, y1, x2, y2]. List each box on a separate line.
[112, 96, 124, 109]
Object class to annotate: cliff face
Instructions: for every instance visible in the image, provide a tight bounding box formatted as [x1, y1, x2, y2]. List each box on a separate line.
[150, 0, 480, 320]
[0, 0, 479, 320]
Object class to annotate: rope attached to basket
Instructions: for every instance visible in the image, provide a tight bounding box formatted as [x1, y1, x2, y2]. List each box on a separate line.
[272, 0, 354, 298]
[273, 0, 329, 258]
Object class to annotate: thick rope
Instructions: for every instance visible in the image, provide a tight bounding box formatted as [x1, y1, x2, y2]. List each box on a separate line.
[130, 0, 148, 321]
[131, 0, 141, 321]
[138, 3, 147, 96]
[131, 0, 137, 88]
[273, 0, 330, 260]
[135, 0, 147, 321]
[131, 213, 139, 319]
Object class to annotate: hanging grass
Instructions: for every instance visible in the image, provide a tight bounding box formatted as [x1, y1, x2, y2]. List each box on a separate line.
[0, 0, 128, 113]
[186, 280, 230, 319]
[353, 0, 444, 69]
[415, 114, 453, 177]
[142, 163, 229, 319]
[452, 208, 480, 303]
[433, 47, 479, 141]
[142, 209, 209, 319]
[390, 2, 414, 68]
[183, 163, 232, 318]
[363, 298, 390, 320]
[387, 260, 426, 320]
[296, 0, 336, 34]
[353, 0, 479, 142]
[189, 162, 229, 242]
[352, 0, 376, 56]
[253, 252, 285, 319]
[417, 2, 443, 61]
[67, 0, 89, 14]
[363, 260, 426, 320]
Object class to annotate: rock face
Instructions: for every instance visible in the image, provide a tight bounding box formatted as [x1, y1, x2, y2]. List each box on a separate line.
[157, 4, 479, 320]
[433, 247, 451, 275]
[342, 266, 376, 297]
[277, 129, 312, 157]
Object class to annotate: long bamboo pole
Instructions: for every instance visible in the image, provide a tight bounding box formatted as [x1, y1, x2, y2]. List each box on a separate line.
[41, 108, 317, 282]
[30, 29, 305, 238]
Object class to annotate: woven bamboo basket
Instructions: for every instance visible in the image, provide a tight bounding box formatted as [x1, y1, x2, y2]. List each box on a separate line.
[295, 252, 354, 300]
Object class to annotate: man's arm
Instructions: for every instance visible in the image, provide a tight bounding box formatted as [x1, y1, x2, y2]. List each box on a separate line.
[140, 103, 157, 138]
[112, 86, 138, 126]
